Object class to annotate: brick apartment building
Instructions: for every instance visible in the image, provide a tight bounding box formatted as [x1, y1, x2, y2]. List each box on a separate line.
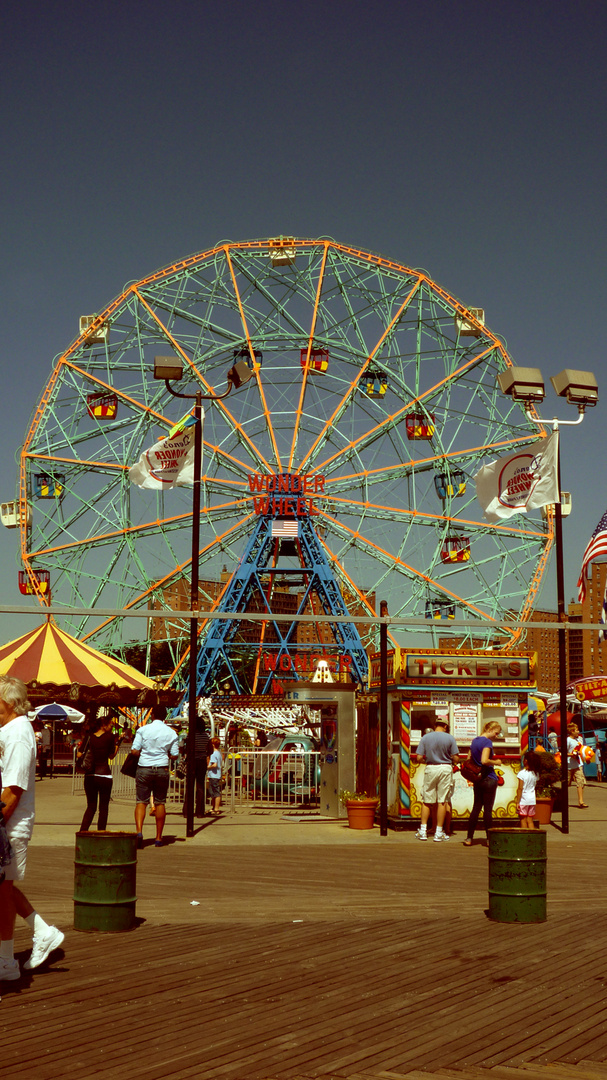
[147, 564, 607, 694]
[149, 571, 375, 654]
[436, 563, 606, 694]
[520, 561, 607, 692]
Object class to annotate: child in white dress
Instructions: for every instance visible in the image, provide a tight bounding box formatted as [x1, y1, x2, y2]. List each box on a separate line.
[516, 750, 541, 830]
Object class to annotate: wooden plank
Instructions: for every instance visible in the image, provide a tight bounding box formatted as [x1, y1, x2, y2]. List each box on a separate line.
[5, 827, 607, 1080]
[471, 999, 607, 1068]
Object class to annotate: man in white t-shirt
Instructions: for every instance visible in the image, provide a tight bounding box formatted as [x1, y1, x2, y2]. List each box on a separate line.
[0, 676, 64, 981]
[567, 721, 589, 808]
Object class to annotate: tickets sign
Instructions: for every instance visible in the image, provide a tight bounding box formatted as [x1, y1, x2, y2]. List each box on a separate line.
[403, 651, 533, 686]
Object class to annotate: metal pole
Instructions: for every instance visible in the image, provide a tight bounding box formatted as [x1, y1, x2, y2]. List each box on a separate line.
[159, 366, 241, 839]
[185, 390, 202, 838]
[518, 412, 582, 835]
[379, 607, 388, 836]
[555, 470, 569, 834]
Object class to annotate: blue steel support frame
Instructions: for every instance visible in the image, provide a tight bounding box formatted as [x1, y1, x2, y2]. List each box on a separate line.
[195, 513, 369, 695]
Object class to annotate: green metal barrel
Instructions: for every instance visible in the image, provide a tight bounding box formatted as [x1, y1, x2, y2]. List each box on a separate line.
[488, 828, 547, 923]
[74, 831, 137, 932]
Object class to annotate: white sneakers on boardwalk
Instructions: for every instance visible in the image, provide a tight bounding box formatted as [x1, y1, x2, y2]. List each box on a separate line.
[415, 829, 451, 842]
[0, 925, 64, 982]
[24, 926, 65, 970]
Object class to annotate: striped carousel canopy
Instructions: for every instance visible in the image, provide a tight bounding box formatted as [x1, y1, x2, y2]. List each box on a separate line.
[0, 621, 171, 706]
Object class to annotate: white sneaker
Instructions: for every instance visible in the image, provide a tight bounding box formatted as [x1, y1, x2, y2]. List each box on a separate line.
[23, 927, 65, 970]
[434, 832, 450, 842]
[415, 829, 428, 841]
[0, 957, 20, 981]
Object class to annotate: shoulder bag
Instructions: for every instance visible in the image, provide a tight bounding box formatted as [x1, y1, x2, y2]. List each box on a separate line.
[75, 737, 94, 775]
[121, 751, 139, 778]
[460, 755, 482, 783]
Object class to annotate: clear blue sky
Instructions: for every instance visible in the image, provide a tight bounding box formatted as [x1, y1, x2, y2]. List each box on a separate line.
[1, 0, 606, 640]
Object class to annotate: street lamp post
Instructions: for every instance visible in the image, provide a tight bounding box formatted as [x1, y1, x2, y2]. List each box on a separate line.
[497, 367, 598, 835]
[153, 355, 252, 838]
[379, 600, 389, 837]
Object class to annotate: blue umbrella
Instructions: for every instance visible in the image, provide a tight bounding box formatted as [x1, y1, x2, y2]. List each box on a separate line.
[33, 702, 85, 723]
[32, 702, 85, 779]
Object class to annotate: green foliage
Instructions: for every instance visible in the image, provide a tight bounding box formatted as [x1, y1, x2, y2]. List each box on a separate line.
[122, 640, 184, 677]
[340, 790, 379, 805]
[536, 750, 561, 798]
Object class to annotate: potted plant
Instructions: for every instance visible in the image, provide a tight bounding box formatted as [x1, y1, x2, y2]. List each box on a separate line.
[340, 790, 379, 830]
[534, 749, 561, 825]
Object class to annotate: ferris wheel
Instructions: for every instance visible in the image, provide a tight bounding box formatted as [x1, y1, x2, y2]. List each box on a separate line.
[15, 237, 551, 691]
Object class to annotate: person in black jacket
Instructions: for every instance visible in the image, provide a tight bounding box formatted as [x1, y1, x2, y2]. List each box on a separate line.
[194, 718, 213, 817]
[78, 714, 118, 831]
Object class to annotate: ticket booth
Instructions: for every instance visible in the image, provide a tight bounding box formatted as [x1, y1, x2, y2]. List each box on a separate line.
[369, 647, 537, 823]
[285, 682, 356, 818]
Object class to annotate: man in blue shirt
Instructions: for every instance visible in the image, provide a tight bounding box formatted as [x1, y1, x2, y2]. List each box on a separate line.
[132, 706, 179, 847]
[414, 719, 459, 843]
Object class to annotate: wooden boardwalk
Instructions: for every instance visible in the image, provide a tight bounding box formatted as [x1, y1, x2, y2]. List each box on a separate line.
[3, 826, 607, 1080]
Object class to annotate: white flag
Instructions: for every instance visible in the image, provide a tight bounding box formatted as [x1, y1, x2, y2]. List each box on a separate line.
[474, 432, 559, 522]
[129, 410, 202, 490]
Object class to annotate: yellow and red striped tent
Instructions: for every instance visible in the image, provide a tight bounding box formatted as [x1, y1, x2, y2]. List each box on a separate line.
[0, 621, 178, 706]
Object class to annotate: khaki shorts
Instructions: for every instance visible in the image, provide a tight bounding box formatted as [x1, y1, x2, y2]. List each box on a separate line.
[421, 764, 454, 804]
[569, 767, 585, 790]
[4, 837, 28, 881]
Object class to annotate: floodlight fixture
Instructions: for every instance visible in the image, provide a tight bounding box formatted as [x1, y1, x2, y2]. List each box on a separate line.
[154, 355, 183, 381]
[153, 356, 253, 398]
[496, 367, 545, 403]
[549, 369, 598, 410]
[226, 359, 254, 390]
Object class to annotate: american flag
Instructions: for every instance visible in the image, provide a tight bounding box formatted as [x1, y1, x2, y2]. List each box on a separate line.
[271, 519, 299, 538]
[578, 509, 607, 602]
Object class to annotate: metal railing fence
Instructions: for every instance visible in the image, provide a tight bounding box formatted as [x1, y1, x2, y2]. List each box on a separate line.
[224, 749, 320, 812]
[71, 747, 185, 804]
[72, 747, 319, 812]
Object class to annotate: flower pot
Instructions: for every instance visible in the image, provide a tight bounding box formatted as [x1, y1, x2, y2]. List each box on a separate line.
[534, 797, 554, 825]
[345, 798, 378, 830]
